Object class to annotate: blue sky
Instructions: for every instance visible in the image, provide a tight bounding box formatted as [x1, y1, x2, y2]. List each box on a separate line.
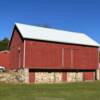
[0, 0, 100, 44]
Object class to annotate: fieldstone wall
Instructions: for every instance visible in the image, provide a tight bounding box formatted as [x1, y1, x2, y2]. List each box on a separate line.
[35, 72, 62, 83]
[0, 68, 29, 83]
[18, 68, 29, 83]
[67, 72, 83, 82]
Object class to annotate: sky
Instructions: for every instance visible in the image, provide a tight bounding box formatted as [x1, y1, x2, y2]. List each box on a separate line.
[0, 0, 100, 44]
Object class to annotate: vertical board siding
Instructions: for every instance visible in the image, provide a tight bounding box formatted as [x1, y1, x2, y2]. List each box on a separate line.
[73, 49, 80, 67]
[10, 29, 24, 69]
[25, 41, 62, 68]
[0, 51, 10, 70]
[64, 48, 71, 68]
[9, 29, 99, 70]
[88, 48, 98, 69]
[25, 40, 98, 70]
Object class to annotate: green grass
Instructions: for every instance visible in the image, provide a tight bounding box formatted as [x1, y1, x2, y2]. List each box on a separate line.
[0, 81, 100, 100]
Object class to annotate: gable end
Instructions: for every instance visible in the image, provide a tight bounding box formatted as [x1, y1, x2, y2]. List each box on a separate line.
[9, 25, 24, 48]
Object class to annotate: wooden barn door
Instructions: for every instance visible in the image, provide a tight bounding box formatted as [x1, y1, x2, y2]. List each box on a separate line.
[29, 71, 35, 83]
[83, 72, 95, 81]
[64, 48, 71, 67]
[71, 49, 80, 68]
[64, 48, 79, 68]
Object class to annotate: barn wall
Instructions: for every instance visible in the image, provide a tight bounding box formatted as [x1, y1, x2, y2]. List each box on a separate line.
[0, 51, 10, 70]
[25, 40, 98, 70]
[9, 29, 24, 70]
[25, 40, 62, 68]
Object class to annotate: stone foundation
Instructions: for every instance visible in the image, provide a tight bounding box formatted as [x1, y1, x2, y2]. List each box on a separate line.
[0, 69, 97, 83]
[67, 72, 83, 82]
[35, 72, 62, 83]
[18, 68, 29, 83]
[0, 68, 29, 83]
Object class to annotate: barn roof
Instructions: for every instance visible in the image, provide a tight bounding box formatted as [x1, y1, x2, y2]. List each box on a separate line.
[15, 23, 99, 47]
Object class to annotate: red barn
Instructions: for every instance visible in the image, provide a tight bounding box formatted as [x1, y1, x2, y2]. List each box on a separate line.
[8, 23, 99, 83]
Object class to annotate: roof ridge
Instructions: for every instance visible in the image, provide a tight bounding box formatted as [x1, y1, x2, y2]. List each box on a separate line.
[15, 23, 84, 35]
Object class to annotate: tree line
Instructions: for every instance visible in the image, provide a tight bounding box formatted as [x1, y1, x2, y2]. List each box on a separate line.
[0, 38, 9, 51]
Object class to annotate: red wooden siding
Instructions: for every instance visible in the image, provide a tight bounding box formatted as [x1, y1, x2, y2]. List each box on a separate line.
[0, 51, 10, 70]
[25, 40, 98, 70]
[84, 72, 95, 80]
[10, 29, 24, 70]
[64, 48, 71, 68]
[73, 46, 98, 69]
[25, 41, 62, 68]
[9, 28, 99, 70]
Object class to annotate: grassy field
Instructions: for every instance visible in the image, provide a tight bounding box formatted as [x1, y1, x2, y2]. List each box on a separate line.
[0, 81, 100, 100]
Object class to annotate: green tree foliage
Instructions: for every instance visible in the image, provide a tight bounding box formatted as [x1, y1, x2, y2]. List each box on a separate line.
[0, 38, 9, 51]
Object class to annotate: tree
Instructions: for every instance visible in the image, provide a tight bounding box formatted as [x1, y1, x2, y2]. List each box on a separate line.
[0, 38, 9, 51]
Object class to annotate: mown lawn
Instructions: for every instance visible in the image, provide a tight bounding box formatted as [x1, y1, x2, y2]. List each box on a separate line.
[0, 81, 100, 100]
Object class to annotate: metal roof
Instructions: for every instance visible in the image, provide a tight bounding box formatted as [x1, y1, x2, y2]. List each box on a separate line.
[15, 23, 99, 47]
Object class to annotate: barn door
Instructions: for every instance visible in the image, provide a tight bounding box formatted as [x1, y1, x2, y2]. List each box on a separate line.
[29, 72, 35, 83]
[64, 48, 71, 67]
[84, 72, 95, 81]
[64, 48, 80, 68]
[72, 49, 80, 67]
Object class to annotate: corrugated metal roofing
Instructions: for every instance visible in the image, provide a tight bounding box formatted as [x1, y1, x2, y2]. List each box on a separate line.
[15, 23, 99, 47]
